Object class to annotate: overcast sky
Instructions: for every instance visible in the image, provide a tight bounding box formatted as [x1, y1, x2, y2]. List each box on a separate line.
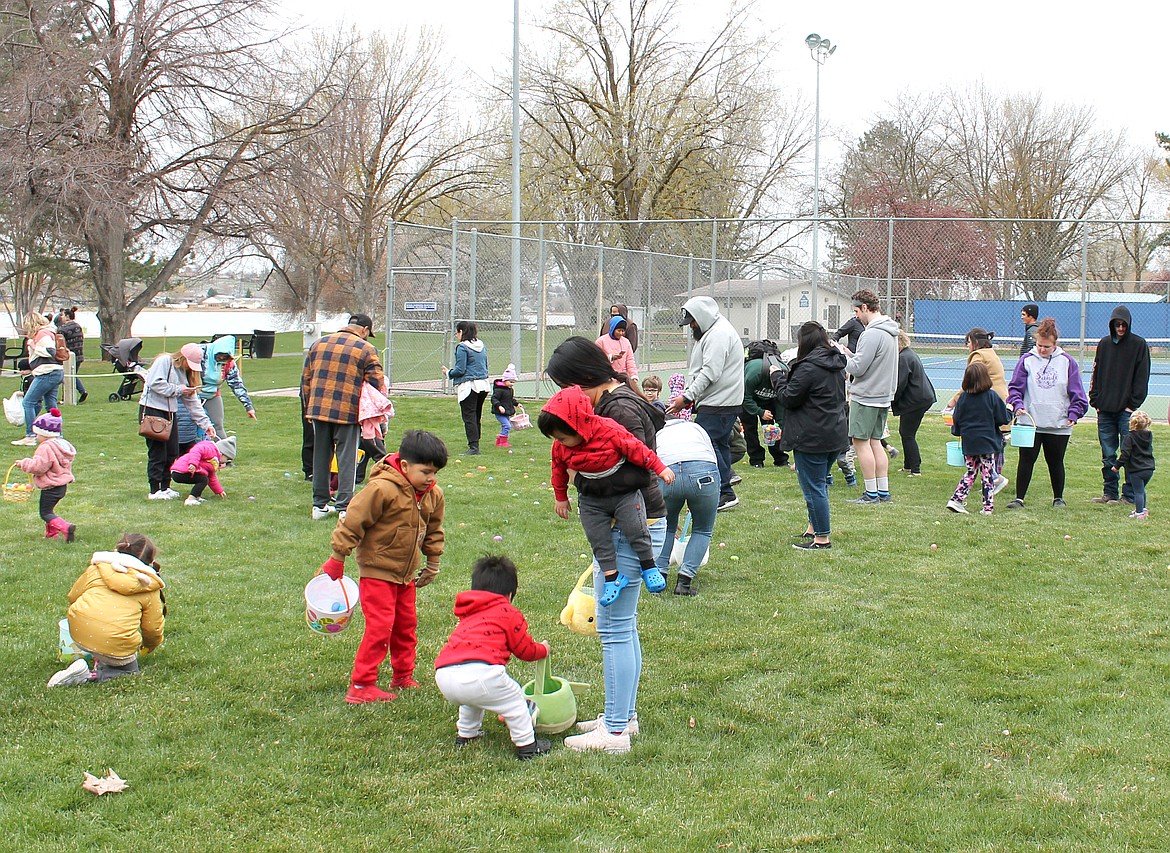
[276, 0, 1167, 154]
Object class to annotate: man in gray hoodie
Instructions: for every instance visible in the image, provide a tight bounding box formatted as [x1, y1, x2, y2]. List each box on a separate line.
[666, 296, 746, 510]
[840, 289, 900, 504]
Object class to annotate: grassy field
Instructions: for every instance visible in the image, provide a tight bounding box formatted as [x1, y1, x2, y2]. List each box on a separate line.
[1, 355, 1169, 852]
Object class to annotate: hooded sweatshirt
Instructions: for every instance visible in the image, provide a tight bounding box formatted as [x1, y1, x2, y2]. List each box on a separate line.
[1007, 345, 1088, 434]
[433, 590, 548, 669]
[17, 436, 76, 488]
[844, 313, 900, 407]
[198, 336, 255, 413]
[1089, 306, 1150, 412]
[67, 551, 165, 658]
[1117, 428, 1155, 476]
[594, 317, 638, 380]
[680, 296, 745, 411]
[771, 345, 848, 453]
[543, 385, 667, 502]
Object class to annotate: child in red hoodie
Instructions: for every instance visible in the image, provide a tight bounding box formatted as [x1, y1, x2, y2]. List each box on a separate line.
[15, 408, 77, 541]
[538, 385, 674, 606]
[434, 555, 551, 760]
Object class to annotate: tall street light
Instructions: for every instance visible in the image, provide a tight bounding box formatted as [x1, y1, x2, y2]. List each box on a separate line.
[510, 0, 523, 369]
[805, 33, 836, 327]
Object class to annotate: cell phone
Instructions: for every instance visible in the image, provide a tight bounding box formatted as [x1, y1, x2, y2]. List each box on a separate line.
[766, 354, 786, 372]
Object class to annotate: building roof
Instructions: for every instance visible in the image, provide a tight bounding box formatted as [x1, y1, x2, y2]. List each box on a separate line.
[674, 278, 857, 300]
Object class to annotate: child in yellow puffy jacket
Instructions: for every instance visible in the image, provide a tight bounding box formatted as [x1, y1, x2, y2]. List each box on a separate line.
[47, 533, 166, 687]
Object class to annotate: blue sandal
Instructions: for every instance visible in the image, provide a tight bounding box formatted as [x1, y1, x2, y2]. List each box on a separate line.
[598, 573, 630, 607]
[642, 567, 667, 594]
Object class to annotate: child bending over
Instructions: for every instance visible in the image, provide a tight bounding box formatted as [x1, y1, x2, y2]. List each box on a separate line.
[434, 555, 552, 760]
[1115, 410, 1155, 519]
[539, 385, 675, 606]
[47, 533, 165, 687]
[15, 408, 77, 541]
[321, 429, 446, 704]
[170, 439, 227, 506]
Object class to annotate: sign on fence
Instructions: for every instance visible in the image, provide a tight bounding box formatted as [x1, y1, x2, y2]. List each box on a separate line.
[404, 301, 438, 312]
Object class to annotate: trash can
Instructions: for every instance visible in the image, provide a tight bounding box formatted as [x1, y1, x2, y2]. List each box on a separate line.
[252, 330, 276, 359]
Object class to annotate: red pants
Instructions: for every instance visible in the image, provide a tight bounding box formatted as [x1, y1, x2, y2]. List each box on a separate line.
[350, 577, 418, 687]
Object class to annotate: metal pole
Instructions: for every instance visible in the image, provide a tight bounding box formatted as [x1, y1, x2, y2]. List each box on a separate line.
[710, 219, 718, 295]
[756, 266, 763, 340]
[510, 0, 522, 372]
[536, 223, 546, 383]
[811, 59, 821, 325]
[596, 243, 605, 337]
[448, 218, 459, 392]
[469, 228, 479, 321]
[385, 221, 394, 386]
[644, 251, 653, 374]
[886, 218, 894, 314]
[1079, 225, 1088, 361]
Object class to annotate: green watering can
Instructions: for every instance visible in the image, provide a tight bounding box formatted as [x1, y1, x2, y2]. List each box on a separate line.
[522, 653, 589, 734]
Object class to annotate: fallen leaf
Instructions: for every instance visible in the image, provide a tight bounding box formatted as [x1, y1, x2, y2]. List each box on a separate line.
[82, 768, 129, 795]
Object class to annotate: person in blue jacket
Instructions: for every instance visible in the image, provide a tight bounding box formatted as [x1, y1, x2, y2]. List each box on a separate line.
[442, 321, 490, 455]
[198, 336, 256, 442]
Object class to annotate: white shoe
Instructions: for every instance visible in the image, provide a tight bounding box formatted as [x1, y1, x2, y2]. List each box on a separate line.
[311, 505, 338, 521]
[992, 475, 1009, 496]
[11, 435, 37, 446]
[184, 495, 202, 506]
[147, 491, 168, 500]
[47, 658, 92, 688]
[162, 488, 181, 499]
[563, 726, 632, 754]
[577, 712, 639, 737]
[946, 499, 969, 514]
[338, 510, 346, 521]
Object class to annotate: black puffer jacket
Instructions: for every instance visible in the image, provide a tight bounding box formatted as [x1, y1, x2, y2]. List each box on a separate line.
[59, 320, 85, 364]
[892, 346, 936, 415]
[771, 345, 848, 454]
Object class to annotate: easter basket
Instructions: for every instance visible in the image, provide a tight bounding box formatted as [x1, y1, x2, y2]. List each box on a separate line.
[510, 405, 532, 430]
[3, 462, 33, 502]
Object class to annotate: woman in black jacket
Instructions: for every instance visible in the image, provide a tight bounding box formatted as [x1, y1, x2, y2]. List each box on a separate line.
[770, 322, 848, 551]
[891, 330, 936, 476]
[58, 307, 87, 403]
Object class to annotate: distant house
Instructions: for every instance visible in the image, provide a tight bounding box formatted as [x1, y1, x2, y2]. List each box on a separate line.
[675, 278, 858, 343]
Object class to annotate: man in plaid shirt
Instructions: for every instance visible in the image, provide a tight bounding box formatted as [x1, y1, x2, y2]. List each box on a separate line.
[301, 313, 384, 519]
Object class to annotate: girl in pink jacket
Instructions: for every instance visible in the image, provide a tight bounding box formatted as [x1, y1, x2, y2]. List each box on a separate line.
[15, 408, 77, 541]
[170, 440, 225, 506]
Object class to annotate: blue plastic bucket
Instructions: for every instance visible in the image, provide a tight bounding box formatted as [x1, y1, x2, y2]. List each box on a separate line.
[946, 441, 965, 467]
[1010, 413, 1036, 448]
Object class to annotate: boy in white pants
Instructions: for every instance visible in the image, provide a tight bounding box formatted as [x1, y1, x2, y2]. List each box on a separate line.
[433, 555, 551, 760]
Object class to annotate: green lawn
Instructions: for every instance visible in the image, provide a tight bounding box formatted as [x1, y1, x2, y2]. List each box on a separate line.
[1, 358, 1169, 851]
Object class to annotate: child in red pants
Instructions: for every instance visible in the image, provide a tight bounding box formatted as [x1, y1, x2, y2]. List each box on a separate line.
[320, 430, 447, 704]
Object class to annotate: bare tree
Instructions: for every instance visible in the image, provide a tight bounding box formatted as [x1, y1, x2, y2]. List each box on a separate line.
[0, 0, 333, 345]
[1096, 153, 1170, 289]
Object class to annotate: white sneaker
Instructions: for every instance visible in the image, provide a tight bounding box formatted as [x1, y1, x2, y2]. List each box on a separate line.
[577, 712, 639, 737]
[311, 505, 338, 521]
[184, 495, 202, 506]
[338, 510, 347, 521]
[992, 475, 1009, 496]
[147, 491, 168, 500]
[563, 726, 632, 754]
[946, 499, 969, 514]
[162, 488, 181, 499]
[11, 435, 36, 446]
[47, 658, 92, 688]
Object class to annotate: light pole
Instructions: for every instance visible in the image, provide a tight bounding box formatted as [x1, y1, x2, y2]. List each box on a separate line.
[510, 0, 523, 370]
[805, 33, 836, 327]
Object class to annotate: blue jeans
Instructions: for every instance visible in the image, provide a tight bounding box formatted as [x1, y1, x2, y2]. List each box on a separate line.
[655, 460, 719, 579]
[593, 517, 666, 734]
[1130, 470, 1153, 513]
[23, 372, 62, 436]
[794, 450, 837, 537]
[694, 410, 739, 499]
[1097, 411, 1131, 500]
[494, 413, 511, 437]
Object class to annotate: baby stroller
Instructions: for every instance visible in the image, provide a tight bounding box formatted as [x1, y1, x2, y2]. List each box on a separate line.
[102, 338, 145, 402]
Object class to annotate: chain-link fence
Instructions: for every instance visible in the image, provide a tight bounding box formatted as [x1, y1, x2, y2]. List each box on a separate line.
[382, 217, 1170, 402]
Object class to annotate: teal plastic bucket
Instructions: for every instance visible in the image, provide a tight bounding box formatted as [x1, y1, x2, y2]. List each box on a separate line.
[1010, 412, 1036, 448]
[946, 441, 965, 467]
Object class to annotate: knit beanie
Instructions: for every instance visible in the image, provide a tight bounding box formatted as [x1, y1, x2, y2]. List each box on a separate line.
[215, 435, 237, 461]
[33, 407, 62, 438]
[179, 343, 203, 370]
[501, 363, 518, 382]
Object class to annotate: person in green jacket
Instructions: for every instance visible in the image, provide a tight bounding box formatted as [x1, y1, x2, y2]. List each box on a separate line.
[741, 352, 788, 469]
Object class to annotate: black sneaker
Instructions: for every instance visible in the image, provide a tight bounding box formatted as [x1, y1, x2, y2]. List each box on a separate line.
[717, 494, 739, 511]
[793, 541, 831, 551]
[673, 575, 697, 596]
[729, 474, 743, 485]
[77, 392, 88, 403]
[455, 733, 483, 747]
[1007, 499, 1025, 509]
[750, 463, 765, 469]
[1052, 498, 1067, 508]
[516, 738, 552, 760]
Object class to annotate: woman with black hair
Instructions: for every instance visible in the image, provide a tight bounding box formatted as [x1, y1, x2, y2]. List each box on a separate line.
[545, 336, 665, 755]
[443, 321, 490, 455]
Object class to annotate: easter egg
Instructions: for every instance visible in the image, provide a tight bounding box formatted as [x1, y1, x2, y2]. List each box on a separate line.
[330, 601, 344, 612]
[493, 535, 503, 541]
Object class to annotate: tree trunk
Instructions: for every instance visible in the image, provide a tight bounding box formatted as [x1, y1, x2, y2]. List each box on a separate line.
[87, 220, 131, 347]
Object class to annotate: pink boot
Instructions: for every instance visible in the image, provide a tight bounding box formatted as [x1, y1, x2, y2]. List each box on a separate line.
[49, 518, 76, 542]
[45, 522, 59, 540]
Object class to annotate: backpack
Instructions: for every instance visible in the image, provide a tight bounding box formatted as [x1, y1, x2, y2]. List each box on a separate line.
[745, 339, 780, 362]
[53, 331, 69, 363]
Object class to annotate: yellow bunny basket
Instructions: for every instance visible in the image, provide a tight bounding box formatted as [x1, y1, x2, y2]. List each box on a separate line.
[560, 567, 598, 637]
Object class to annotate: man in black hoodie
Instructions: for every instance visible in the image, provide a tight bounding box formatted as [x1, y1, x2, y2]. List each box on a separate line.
[1088, 306, 1150, 504]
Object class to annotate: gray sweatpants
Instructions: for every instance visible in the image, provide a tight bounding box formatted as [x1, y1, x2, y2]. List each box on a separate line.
[578, 490, 655, 574]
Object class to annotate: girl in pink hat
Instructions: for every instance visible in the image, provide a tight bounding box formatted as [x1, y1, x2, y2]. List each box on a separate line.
[15, 407, 77, 540]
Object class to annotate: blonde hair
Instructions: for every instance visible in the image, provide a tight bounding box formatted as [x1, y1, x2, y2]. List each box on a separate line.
[23, 312, 49, 337]
[1129, 410, 1152, 431]
[897, 329, 911, 352]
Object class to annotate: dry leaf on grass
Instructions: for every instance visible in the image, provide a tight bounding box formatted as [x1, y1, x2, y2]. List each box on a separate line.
[82, 769, 129, 795]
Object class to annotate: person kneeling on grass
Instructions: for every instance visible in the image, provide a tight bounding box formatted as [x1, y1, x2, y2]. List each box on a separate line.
[320, 429, 446, 705]
[48, 533, 165, 687]
[434, 555, 552, 760]
[539, 386, 675, 606]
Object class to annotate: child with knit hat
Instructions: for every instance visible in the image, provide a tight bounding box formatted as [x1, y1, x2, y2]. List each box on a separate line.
[15, 408, 78, 540]
[139, 342, 216, 500]
[491, 364, 519, 448]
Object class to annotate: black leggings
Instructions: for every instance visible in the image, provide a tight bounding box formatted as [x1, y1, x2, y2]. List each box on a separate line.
[141, 406, 178, 493]
[459, 391, 487, 450]
[897, 408, 929, 473]
[171, 470, 209, 498]
[1014, 433, 1070, 501]
[39, 484, 66, 523]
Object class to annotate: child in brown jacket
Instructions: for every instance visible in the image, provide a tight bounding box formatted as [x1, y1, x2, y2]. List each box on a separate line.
[320, 430, 447, 704]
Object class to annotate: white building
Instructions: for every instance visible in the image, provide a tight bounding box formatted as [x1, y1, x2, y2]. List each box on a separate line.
[677, 278, 858, 343]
